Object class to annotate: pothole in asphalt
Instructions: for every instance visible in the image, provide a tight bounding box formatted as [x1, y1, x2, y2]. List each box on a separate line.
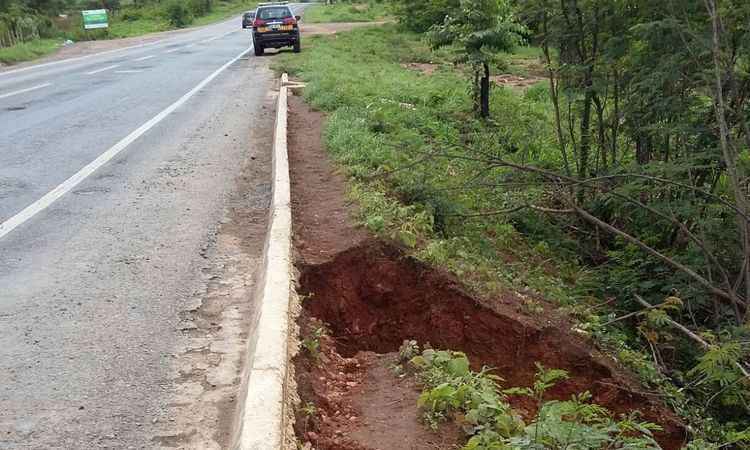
[5, 106, 26, 111]
[293, 241, 685, 450]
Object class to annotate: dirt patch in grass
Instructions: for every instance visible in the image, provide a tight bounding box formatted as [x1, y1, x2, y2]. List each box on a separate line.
[491, 74, 545, 89]
[401, 62, 440, 76]
[287, 93, 686, 450]
[300, 21, 388, 36]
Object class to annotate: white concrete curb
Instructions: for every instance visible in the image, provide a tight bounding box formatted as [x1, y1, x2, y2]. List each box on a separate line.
[234, 73, 294, 450]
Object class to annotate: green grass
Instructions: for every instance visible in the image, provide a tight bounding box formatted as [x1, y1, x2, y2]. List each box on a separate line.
[301, 2, 388, 23]
[108, 0, 257, 38]
[108, 14, 170, 38]
[273, 25, 580, 307]
[192, 0, 256, 27]
[0, 39, 61, 64]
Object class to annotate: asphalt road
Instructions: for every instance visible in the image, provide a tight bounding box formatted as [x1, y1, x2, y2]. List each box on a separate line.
[0, 10, 300, 449]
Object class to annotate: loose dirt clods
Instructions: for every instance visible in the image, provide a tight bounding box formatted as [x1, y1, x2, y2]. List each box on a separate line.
[287, 93, 685, 450]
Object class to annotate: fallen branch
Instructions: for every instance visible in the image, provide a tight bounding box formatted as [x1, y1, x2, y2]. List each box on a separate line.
[446, 203, 575, 218]
[600, 302, 664, 327]
[570, 200, 746, 314]
[634, 295, 750, 380]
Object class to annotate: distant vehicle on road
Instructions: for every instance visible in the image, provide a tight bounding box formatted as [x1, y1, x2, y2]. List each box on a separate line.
[242, 10, 256, 28]
[252, 2, 301, 56]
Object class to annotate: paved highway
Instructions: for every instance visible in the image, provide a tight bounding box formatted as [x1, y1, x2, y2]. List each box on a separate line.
[0, 9, 300, 449]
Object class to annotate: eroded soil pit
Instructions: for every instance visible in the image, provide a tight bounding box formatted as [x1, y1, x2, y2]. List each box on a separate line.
[287, 93, 685, 450]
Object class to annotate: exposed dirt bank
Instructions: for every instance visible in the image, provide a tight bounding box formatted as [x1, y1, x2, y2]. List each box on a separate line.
[287, 93, 685, 450]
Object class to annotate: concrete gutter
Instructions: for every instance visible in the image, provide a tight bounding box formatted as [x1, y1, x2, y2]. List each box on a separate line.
[234, 73, 296, 450]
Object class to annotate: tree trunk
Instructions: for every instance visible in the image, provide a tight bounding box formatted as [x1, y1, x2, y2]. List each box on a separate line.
[705, 0, 750, 320]
[579, 73, 593, 180]
[542, 10, 572, 177]
[480, 62, 490, 119]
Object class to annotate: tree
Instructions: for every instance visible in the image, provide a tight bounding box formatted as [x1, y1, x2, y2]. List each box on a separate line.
[428, 0, 523, 118]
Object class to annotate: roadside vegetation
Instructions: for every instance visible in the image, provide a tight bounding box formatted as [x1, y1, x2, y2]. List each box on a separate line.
[397, 341, 664, 449]
[0, 0, 255, 64]
[0, 36, 57, 63]
[276, 0, 750, 447]
[301, 1, 387, 24]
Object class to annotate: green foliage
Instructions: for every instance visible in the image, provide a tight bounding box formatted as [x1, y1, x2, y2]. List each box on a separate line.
[274, 20, 750, 447]
[408, 345, 662, 449]
[428, 0, 524, 116]
[302, 326, 326, 360]
[388, 0, 458, 33]
[0, 36, 57, 62]
[163, 0, 192, 28]
[302, 1, 387, 23]
[187, 0, 211, 17]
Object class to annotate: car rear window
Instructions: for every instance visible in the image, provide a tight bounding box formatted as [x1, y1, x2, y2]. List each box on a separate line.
[257, 6, 292, 20]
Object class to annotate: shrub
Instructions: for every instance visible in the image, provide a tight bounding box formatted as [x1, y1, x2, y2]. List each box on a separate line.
[388, 0, 459, 33]
[119, 7, 142, 22]
[163, 1, 192, 28]
[188, 0, 212, 17]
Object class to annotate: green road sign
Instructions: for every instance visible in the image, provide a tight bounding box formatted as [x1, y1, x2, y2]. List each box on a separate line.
[82, 9, 108, 30]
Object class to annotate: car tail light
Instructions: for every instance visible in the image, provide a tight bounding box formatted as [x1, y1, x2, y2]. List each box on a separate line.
[253, 18, 266, 27]
[283, 17, 296, 25]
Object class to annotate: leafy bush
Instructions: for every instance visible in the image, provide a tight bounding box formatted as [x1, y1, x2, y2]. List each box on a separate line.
[163, 0, 193, 28]
[405, 345, 663, 449]
[303, 2, 388, 23]
[388, 0, 459, 32]
[188, 0, 212, 17]
[119, 7, 142, 22]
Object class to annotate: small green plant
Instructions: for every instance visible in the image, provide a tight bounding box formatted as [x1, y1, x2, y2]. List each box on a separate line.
[299, 401, 317, 438]
[302, 326, 326, 360]
[301, 401, 317, 418]
[409, 348, 662, 449]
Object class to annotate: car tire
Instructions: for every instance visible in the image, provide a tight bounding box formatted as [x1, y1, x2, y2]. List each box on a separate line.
[293, 39, 301, 53]
[254, 43, 264, 56]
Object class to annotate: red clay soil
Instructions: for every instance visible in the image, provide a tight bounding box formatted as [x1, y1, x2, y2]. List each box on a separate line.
[294, 317, 464, 450]
[287, 92, 686, 449]
[288, 94, 369, 266]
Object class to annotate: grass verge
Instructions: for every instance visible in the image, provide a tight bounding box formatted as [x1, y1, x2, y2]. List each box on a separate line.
[109, 0, 256, 38]
[301, 2, 388, 23]
[0, 39, 61, 65]
[273, 24, 578, 313]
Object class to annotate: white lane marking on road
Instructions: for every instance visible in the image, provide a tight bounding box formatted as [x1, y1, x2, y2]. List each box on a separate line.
[0, 82, 52, 100]
[134, 55, 156, 62]
[86, 64, 119, 75]
[114, 70, 144, 74]
[0, 14, 245, 79]
[201, 29, 238, 44]
[0, 42, 163, 79]
[163, 47, 182, 54]
[0, 46, 251, 241]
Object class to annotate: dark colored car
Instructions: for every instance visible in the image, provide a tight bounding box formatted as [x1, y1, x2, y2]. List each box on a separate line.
[252, 3, 301, 56]
[242, 10, 256, 28]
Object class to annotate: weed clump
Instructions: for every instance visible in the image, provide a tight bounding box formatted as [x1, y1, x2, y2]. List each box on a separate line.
[399, 341, 663, 450]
